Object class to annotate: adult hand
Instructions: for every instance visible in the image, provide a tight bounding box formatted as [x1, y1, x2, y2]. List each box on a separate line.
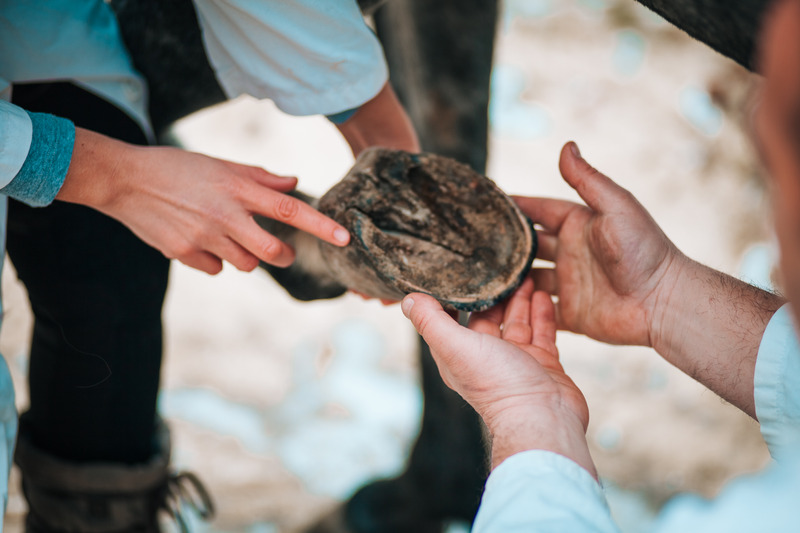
[402, 278, 596, 476]
[517, 142, 783, 418]
[57, 128, 351, 274]
[515, 142, 684, 348]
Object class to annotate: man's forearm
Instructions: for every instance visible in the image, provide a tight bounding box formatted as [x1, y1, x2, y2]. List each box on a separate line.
[648, 256, 785, 418]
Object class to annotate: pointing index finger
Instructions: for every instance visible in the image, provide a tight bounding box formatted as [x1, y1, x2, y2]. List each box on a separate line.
[246, 188, 351, 247]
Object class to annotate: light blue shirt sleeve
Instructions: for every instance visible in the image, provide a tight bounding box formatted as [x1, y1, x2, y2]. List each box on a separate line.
[192, 0, 388, 116]
[0, 0, 153, 140]
[645, 457, 800, 533]
[0, 352, 16, 532]
[0, 100, 33, 189]
[473, 305, 800, 532]
[753, 303, 800, 461]
[0, 116, 16, 527]
[0, 101, 75, 207]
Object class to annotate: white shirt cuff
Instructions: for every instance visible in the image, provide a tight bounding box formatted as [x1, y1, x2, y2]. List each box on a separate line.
[474, 450, 618, 533]
[0, 100, 33, 188]
[754, 303, 800, 461]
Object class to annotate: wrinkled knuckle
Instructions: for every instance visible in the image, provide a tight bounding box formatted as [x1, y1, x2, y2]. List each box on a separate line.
[189, 227, 212, 249]
[275, 196, 300, 221]
[206, 206, 233, 227]
[160, 245, 179, 260]
[619, 188, 637, 204]
[249, 165, 271, 180]
[258, 239, 282, 261]
[172, 242, 196, 260]
[227, 177, 249, 198]
[575, 156, 596, 174]
[240, 255, 260, 272]
[414, 312, 432, 338]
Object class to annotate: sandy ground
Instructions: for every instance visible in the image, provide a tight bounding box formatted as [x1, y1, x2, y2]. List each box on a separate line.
[0, 1, 777, 531]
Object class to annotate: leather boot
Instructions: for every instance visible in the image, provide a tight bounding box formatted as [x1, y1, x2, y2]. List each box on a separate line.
[14, 420, 214, 533]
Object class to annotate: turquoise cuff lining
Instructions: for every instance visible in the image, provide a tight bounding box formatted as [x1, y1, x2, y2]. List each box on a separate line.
[2, 111, 75, 207]
[326, 106, 359, 125]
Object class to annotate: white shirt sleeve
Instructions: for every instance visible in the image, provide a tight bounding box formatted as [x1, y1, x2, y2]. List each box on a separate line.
[473, 450, 620, 533]
[475, 430, 800, 533]
[0, 99, 33, 189]
[753, 303, 800, 461]
[191, 0, 388, 116]
[473, 305, 800, 533]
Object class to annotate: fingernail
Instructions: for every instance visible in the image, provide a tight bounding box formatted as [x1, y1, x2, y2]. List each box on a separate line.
[334, 228, 350, 244]
[401, 297, 415, 317]
[570, 142, 581, 159]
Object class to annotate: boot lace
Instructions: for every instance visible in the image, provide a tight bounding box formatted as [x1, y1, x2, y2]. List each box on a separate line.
[159, 471, 216, 532]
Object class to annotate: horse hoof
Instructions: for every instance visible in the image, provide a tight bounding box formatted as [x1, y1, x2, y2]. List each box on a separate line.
[257, 148, 536, 311]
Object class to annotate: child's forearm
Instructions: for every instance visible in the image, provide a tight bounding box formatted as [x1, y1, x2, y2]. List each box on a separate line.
[336, 82, 419, 156]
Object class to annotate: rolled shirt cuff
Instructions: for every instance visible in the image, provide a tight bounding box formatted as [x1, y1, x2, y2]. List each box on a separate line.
[1, 110, 75, 207]
[326, 106, 360, 125]
[474, 450, 618, 533]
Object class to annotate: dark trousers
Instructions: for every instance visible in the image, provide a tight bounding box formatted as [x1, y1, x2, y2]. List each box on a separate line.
[7, 82, 169, 464]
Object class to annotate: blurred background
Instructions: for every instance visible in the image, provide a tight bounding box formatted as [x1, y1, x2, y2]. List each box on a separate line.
[0, 0, 775, 531]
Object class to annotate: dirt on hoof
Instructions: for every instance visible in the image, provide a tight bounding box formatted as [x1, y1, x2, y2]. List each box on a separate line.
[318, 148, 536, 311]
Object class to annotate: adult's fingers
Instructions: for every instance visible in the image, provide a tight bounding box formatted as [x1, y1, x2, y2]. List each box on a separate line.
[558, 142, 632, 214]
[228, 216, 296, 267]
[514, 196, 579, 233]
[244, 188, 351, 247]
[531, 291, 557, 353]
[179, 250, 224, 275]
[402, 293, 480, 363]
[210, 237, 260, 272]
[552, 301, 569, 334]
[469, 302, 506, 338]
[349, 289, 400, 306]
[530, 268, 558, 295]
[536, 232, 558, 262]
[222, 160, 299, 192]
[501, 277, 534, 344]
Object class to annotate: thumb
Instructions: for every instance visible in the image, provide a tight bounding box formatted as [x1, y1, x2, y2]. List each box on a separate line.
[558, 142, 631, 214]
[402, 293, 478, 362]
